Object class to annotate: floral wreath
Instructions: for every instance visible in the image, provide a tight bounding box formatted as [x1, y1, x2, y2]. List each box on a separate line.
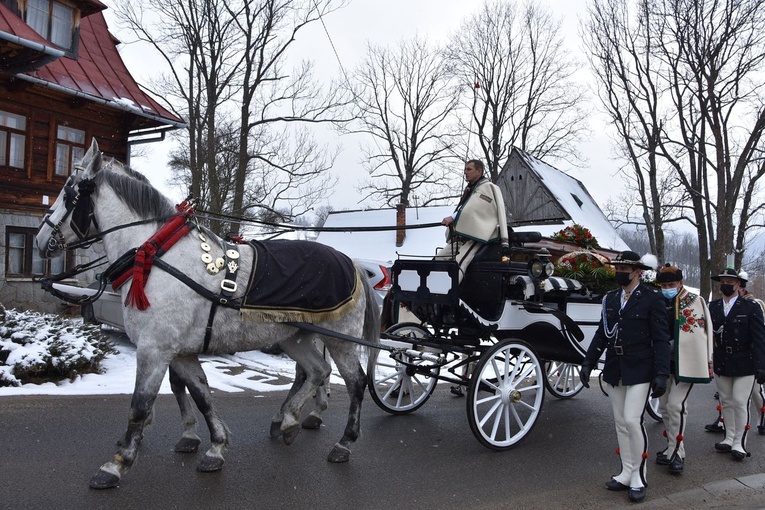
[551, 223, 600, 249]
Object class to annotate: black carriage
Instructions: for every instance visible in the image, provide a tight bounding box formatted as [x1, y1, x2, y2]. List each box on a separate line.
[366, 232, 609, 450]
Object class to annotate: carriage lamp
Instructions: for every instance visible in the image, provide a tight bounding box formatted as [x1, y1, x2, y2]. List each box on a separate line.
[527, 258, 553, 280]
[527, 249, 554, 280]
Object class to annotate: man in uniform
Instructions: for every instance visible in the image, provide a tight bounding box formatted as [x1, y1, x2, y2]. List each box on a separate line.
[438, 159, 509, 282]
[703, 273, 765, 435]
[709, 268, 765, 461]
[654, 264, 713, 475]
[580, 251, 670, 504]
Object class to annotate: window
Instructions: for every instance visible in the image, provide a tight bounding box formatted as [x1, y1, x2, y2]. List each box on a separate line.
[26, 0, 74, 50]
[0, 110, 27, 170]
[55, 125, 85, 176]
[5, 227, 66, 278]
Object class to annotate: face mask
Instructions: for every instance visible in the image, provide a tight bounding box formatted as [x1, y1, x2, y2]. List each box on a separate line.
[662, 288, 679, 299]
[720, 284, 735, 297]
[615, 272, 633, 287]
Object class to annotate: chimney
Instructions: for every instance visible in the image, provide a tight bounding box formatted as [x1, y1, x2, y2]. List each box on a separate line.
[395, 203, 406, 247]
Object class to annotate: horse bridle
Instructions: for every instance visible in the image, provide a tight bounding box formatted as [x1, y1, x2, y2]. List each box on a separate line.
[40, 171, 98, 257]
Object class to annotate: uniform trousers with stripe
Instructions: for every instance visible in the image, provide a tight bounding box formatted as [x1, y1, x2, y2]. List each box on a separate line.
[607, 382, 650, 489]
[715, 374, 755, 455]
[658, 376, 694, 460]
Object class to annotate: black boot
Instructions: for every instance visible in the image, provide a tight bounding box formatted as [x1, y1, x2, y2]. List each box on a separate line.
[669, 453, 684, 474]
[704, 418, 724, 433]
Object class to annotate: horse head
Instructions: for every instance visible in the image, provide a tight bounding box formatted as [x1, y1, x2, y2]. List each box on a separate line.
[36, 138, 104, 259]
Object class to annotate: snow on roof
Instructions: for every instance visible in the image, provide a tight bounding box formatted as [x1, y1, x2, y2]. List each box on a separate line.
[514, 150, 630, 251]
[316, 206, 453, 264]
[317, 153, 629, 262]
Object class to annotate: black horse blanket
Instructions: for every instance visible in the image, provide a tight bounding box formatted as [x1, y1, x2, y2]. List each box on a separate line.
[240, 239, 360, 323]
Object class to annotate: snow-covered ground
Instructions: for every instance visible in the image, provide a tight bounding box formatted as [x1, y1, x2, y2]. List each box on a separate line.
[0, 329, 335, 396]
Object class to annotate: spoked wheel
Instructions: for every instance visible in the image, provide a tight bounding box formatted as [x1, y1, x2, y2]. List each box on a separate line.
[544, 361, 584, 399]
[467, 339, 545, 450]
[646, 397, 663, 422]
[367, 323, 440, 415]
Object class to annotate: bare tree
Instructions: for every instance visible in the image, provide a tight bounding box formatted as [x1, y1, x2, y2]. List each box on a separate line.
[585, 0, 765, 299]
[445, 0, 589, 181]
[583, 0, 684, 263]
[229, 0, 351, 232]
[342, 37, 461, 207]
[112, 0, 348, 235]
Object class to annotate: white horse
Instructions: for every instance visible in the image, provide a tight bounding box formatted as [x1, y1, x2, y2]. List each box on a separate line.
[36, 140, 379, 489]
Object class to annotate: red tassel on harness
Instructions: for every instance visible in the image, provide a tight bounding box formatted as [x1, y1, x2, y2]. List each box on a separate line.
[123, 201, 194, 310]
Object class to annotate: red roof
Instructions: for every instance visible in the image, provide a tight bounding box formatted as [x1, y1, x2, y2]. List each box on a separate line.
[19, 10, 184, 128]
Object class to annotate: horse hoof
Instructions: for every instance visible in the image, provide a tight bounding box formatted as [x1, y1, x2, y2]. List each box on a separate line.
[301, 415, 323, 430]
[327, 443, 351, 463]
[197, 455, 225, 473]
[89, 469, 120, 490]
[269, 421, 283, 439]
[174, 437, 201, 453]
[282, 425, 301, 446]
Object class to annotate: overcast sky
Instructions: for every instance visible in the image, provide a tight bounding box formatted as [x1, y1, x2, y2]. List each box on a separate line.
[101, 0, 620, 216]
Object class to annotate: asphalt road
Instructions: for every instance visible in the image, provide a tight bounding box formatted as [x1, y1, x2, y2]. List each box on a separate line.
[1, 380, 764, 510]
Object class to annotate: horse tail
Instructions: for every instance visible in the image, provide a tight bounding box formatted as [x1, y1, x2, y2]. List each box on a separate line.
[357, 263, 381, 350]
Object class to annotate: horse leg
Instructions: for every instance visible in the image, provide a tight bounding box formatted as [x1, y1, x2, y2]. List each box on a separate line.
[324, 340, 367, 463]
[278, 337, 331, 446]
[302, 379, 329, 430]
[90, 356, 169, 489]
[170, 356, 230, 472]
[270, 363, 308, 438]
[168, 364, 202, 453]
[302, 341, 330, 430]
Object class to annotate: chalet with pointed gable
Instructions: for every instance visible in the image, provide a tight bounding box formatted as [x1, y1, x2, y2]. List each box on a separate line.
[496, 147, 629, 258]
[0, 0, 185, 312]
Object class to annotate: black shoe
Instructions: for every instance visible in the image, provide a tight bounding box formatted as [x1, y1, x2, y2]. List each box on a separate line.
[628, 487, 646, 503]
[655, 452, 669, 465]
[704, 420, 724, 433]
[731, 450, 746, 461]
[713, 391, 719, 399]
[450, 386, 464, 397]
[758, 425, 765, 436]
[669, 454, 684, 474]
[714, 442, 732, 453]
[606, 479, 630, 491]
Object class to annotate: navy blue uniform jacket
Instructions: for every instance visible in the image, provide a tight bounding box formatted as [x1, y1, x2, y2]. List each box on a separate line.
[709, 297, 765, 377]
[583, 283, 671, 386]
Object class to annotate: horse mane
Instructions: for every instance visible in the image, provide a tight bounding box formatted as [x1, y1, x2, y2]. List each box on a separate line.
[93, 157, 176, 219]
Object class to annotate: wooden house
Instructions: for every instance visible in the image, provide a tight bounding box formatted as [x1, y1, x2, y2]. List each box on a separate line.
[0, 0, 185, 312]
[496, 147, 628, 259]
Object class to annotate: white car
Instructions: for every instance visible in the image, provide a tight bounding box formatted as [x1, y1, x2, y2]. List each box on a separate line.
[54, 258, 392, 332]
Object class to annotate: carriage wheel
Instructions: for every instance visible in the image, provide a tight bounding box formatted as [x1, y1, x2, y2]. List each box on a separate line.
[645, 397, 663, 422]
[367, 323, 440, 415]
[544, 361, 584, 399]
[467, 339, 545, 450]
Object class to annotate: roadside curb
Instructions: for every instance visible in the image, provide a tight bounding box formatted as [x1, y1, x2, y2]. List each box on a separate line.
[621, 473, 765, 509]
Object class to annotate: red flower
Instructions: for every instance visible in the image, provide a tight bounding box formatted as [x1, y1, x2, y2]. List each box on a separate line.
[682, 324, 691, 331]
[683, 309, 692, 317]
[687, 317, 695, 325]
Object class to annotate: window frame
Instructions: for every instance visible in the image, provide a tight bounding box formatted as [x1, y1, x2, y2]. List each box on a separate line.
[25, 0, 77, 52]
[5, 226, 69, 279]
[54, 124, 86, 177]
[0, 109, 28, 172]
